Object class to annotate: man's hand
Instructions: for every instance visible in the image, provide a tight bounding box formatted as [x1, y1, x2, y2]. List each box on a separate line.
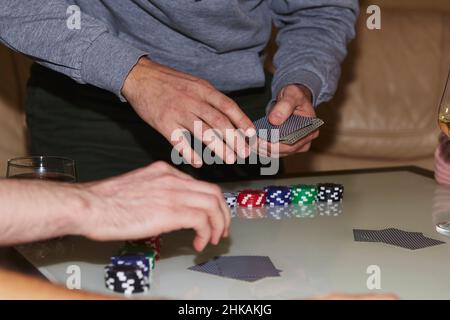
[79, 162, 230, 252]
[267, 84, 319, 157]
[122, 58, 255, 167]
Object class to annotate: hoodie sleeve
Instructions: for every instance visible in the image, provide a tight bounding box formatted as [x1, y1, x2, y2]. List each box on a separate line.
[0, 0, 148, 101]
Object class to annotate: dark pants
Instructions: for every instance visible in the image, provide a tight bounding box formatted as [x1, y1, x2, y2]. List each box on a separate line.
[25, 64, 280, 182]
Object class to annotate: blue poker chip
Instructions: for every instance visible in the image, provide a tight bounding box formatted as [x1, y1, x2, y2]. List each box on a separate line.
[264, 185, 292, 207]
[111, 254, 151, 277]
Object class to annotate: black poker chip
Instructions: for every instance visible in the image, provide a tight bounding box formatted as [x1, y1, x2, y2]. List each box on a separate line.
[316, 183, 344, 203]
[104, 264, 150, 295]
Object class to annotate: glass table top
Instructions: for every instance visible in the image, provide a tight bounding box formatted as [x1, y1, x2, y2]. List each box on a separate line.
[15, 167, 450, 299]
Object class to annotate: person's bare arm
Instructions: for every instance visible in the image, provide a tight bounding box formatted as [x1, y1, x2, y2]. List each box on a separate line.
[0, 269, 113, 300]
[0, 161, 230, 252]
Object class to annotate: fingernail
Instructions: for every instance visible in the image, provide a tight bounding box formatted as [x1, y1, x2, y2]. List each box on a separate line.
[246, 128, 256, 138]
[226, 154, 236, 164]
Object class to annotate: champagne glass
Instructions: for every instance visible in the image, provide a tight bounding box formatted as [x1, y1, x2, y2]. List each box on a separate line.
[436, 71, 450, 236]
[6, 156, 76, 182]
[438, 71, 450, 138]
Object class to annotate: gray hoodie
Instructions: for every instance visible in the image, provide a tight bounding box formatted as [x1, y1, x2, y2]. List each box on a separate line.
[0, 0, 358, 105]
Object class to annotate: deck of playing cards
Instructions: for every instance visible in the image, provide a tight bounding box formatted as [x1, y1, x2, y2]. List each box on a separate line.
[188, 256, 282, 282]
[353, 228, 445, 250]
[253, 115, 324, 145]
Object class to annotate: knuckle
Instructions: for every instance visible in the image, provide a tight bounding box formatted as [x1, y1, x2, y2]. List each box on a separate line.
[153, 161, 170, 171]
[205, 194, 219, 208]
[211, 114, 229, 129]
[218, 97, 236, 111]
[210, 184, 222, 196]
[195, 78, 212, 88]
[195, 211, 209, 226]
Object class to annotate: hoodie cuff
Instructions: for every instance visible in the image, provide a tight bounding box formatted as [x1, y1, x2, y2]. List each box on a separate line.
[271, 69, 323, 109]
[81, 32, 148, 102]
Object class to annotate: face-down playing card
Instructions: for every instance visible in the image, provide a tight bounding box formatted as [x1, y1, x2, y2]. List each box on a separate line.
[353, 228, 445, 250]
[188, 256, 282, 282]
[253, 115, 324, 144]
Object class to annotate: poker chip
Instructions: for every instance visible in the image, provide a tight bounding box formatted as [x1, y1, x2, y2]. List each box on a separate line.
[290, 205, 317, 218]
[126, 236, 161, 261]
[120, 245, 157, 269]
[104, 264, 150, 295]
[291, 184, 317, 205]
[317, 183, 344, 203]
[264, 185, 292, 207]
[317, 203, 343, 216]
[111, 254, 152, 278]
[237, 189, 266, 208]
[224, 192, 238, 208]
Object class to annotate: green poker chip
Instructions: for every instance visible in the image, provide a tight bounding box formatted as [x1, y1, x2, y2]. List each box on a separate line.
[291, 184, 317, 205]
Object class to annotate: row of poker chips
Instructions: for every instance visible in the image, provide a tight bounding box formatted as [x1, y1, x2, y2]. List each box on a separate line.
[104, 236, 161, 295]
[231, 203, 344, 219]
[224, 183, 344, 208]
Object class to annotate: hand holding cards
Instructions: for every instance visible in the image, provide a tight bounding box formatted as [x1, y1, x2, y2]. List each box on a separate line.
[253, 114, 324, 145]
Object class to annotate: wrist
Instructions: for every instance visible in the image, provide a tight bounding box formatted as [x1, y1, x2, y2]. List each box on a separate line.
[66, 183, 101, 238]
[122, 57, 153, 101]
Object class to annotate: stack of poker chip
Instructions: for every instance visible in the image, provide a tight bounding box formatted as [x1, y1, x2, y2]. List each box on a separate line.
[111, 254, 151, 278]
[291, 185, 317, 205]
[317, 183, 344, 203]
[223, 192, 238, 208]
[264, 185, 292, 207]
[120, 244, 157, 269]
[237, 189, 266, 208]
[104, 264, 150, 295]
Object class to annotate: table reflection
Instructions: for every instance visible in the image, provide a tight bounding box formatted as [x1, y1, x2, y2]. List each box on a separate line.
[232, 203, 344, 220]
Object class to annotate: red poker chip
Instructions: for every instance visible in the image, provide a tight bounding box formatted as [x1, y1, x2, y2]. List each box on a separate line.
[237, 189, 267, 208]
[127, 237, 161, 260]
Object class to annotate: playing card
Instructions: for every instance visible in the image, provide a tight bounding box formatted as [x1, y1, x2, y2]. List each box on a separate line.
[353, 228, 445, 250]
[253, 115, 320, 142]
[353, 229, 384, 242]
[188, 256, 281, 281]
[378, 229, 445, 250]
[282, 118, 325, 145]
[188, 257, 221, 276]
[216, 256, 281, 279]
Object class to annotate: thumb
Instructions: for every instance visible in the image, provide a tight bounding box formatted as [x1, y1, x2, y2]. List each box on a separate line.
[268, 95, 297, 126]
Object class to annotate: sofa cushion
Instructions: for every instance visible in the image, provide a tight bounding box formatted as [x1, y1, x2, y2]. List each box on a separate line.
[313, 9, 449, 159]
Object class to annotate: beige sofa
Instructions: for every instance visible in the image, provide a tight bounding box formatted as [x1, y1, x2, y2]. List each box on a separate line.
[0, 1, 449, 177]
